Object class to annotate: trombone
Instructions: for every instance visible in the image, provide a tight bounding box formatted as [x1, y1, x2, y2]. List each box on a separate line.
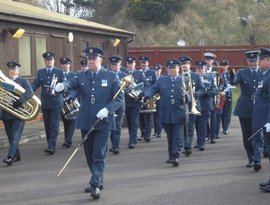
[182, 72, 201, 115]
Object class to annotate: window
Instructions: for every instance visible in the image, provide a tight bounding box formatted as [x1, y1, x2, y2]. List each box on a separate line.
[36, 37, 46, 69]
[18, 35, 31, 75]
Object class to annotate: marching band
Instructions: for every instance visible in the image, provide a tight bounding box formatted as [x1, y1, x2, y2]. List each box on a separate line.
[1, 47, 270, 198]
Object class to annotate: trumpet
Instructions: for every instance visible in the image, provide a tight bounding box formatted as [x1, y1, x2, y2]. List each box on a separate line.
[50, 74, 58, 95]
[182, 72, 200, 115]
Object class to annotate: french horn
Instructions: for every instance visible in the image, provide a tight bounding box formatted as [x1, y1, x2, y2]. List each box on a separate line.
[0, 70, 41, 121]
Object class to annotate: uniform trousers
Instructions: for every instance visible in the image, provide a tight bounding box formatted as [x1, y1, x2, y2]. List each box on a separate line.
[222, 99, 232, 131]
[139, 112, 152, 140]
[198, 111, 211, 147]
[81, 129, 110, 188]
[252, 127, 264, 163]
[42, 108, 61, 150]
[184, 114, 197, 150]
[3, 119, 24, 159]
[163, 123, 184, 160]
[61, 115, 76, 144]
[263, 131, 270, 163]
[125, 106, 140, 145]
[110, 109, 124, 149]
[239, 117, 254, 163]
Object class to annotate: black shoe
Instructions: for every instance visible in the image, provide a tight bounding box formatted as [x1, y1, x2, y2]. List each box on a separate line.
[44, 148, 55, 155]
[156, 134, 161, 138]
[85, 185, 103, 193]
[3, 157, 13, 166]
[128, 144, 135, 149]
[109, 148, 113, 152]
[144, 138, 151, 143]
[62, 142, 71, 148]
[260, 180, 270, 188]
[223, 130, 228, 135]
[171, 158, 179, 167]
[210, 139, 216, 144]
[166, 159, 172, 163]
[194, 145, 199, 149]
[112, 148, 119, 155]
[199, 146, 205, 151]
[185, 149, 192, 156]
[137, 137, 144, 141]
[12, 156, 21, 162]
[90, 187, 100, 199]
[246, 162, 254, 168]
[153, 133, 157, 136]
[254, 162, 261, 172]
[260, 185, 270, 192]
[215, 135, 220, 139]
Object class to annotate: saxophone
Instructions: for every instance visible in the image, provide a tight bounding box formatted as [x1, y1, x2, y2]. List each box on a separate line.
[0, 70, 41, 121]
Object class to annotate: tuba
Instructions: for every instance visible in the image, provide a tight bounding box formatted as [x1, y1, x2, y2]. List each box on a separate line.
[0, 70, 41, 121]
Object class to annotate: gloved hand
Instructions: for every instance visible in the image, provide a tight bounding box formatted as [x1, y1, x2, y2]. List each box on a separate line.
[55, 83, 64, 92]
[96, 108, 109, 120]
[264, 123, 270, 133]
[143, 96, 150, 103]
[13, 99, 22, 109]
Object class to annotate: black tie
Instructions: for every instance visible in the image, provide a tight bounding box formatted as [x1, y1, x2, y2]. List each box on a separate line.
[47, 69, 51, 74]
[92, 72, 96, 78]
[253, 70, 256, 76]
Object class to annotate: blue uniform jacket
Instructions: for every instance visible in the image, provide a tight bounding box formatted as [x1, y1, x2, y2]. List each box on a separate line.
[232, 68, 263, 119]
[31, 67, 64, 109]
[2, 77, 34, 120]
[64, 68, 124, 131]
[252, 69, 270, 129]
[125, 70, 148, 108]
[199, 74, 219, 112]
[144, 75, 186, 124]
[141, 68, 157, 87]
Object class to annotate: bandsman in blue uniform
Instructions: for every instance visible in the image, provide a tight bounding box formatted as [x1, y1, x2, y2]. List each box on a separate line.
[231, 50, 263, 168]
[144, 59, 186, 167]
[152, 64, 163, 138]
[138, 56, 157, 142]
[59, 57, 78, 148]
[108, 55, 127, 154]
[55, 47, 123, 199]
[31, 52, 64, 155]
[80, 58, 88, 71]
[204, 52, 217, 73]
[195, 61, 219, 151]
[215, 59, 234, 136]
[179, 56, 204, 156]
[252, 48, 270, 173]
[2, 61, 34, 166]
[254, 48, 270, 192]
[124, 56, 148, 149]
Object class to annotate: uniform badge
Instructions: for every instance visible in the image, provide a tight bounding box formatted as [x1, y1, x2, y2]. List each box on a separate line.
[101, 79, 108, 87]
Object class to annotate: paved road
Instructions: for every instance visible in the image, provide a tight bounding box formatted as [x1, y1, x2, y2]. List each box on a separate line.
[0, 117, 269, 205]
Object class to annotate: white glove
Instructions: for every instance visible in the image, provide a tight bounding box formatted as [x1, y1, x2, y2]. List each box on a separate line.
[96, 108, 109, 120]
[55, 83, 64, 92]
[264, 123, 270, 133]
